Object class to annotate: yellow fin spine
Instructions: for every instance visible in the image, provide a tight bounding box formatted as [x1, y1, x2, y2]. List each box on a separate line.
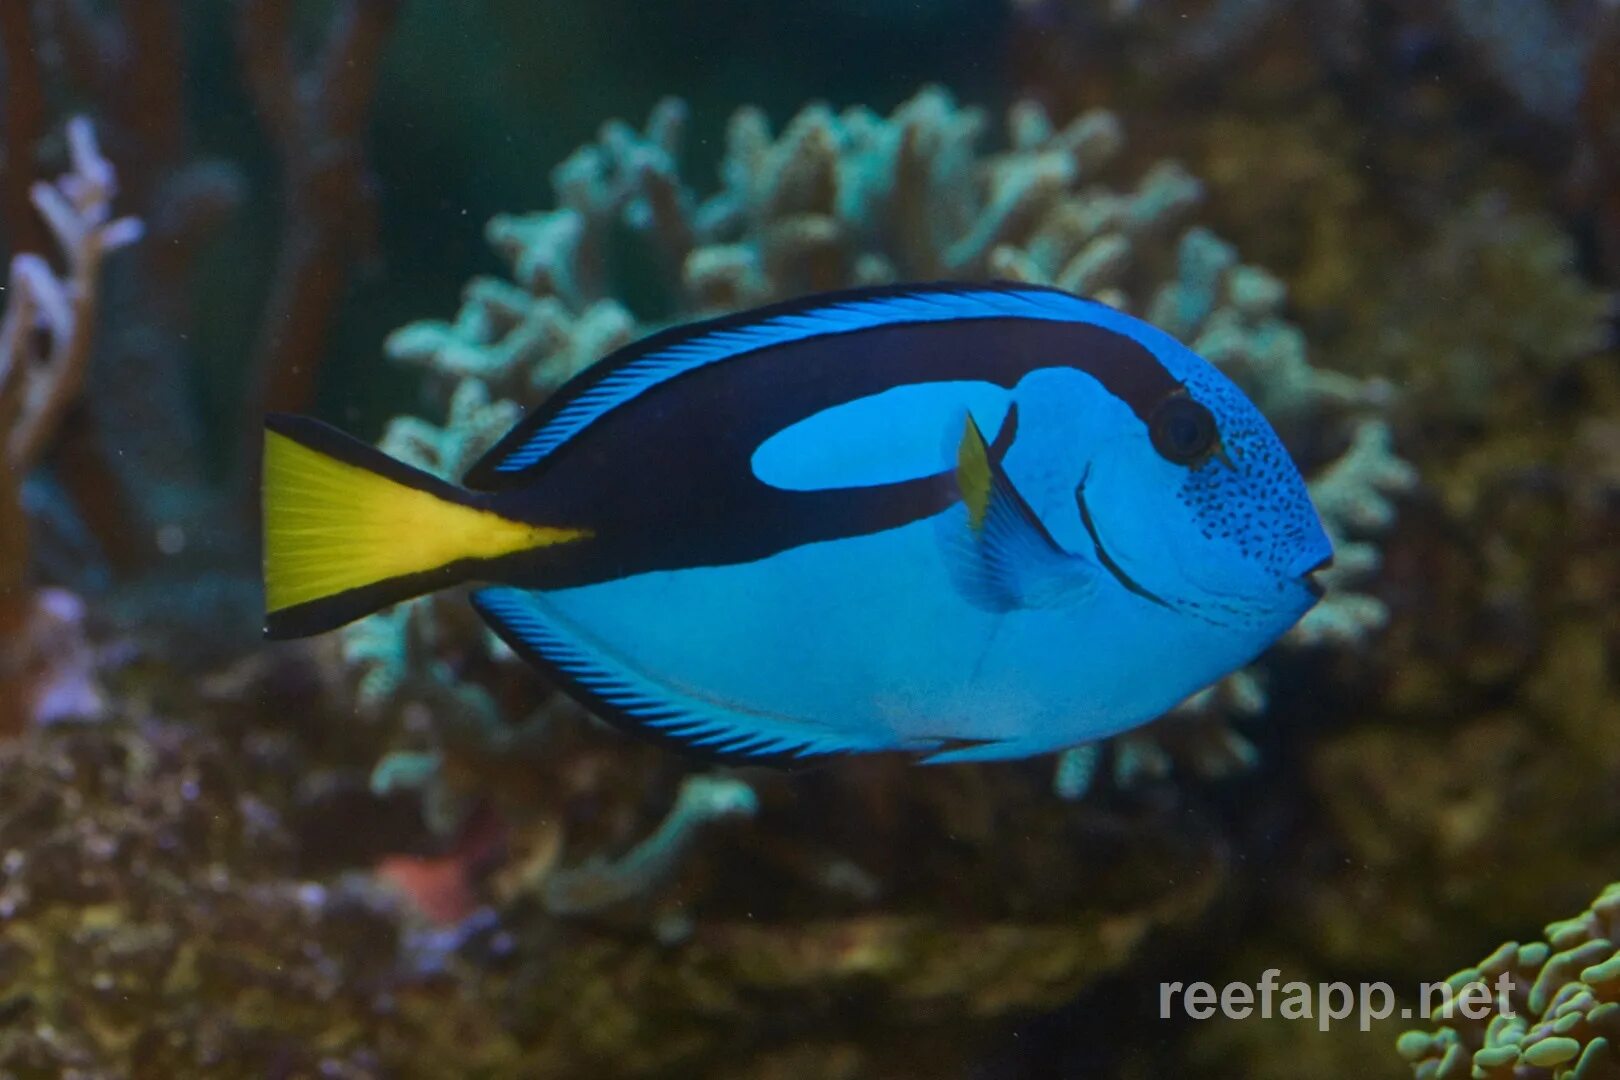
[956, 414, 992, 532]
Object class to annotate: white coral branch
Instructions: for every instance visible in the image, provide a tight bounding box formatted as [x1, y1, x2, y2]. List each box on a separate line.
[0, 117, 142, 469]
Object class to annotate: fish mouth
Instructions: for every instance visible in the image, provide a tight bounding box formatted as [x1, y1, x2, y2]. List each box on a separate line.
[1076, 468, 1172, 610]
[1300, 554, 1334, 600]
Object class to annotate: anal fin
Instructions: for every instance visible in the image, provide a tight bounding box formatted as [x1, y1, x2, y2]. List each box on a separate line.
[471, 587, 907, 767]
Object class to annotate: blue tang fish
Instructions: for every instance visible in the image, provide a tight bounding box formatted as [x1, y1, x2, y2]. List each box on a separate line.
[262, 283, 1333, 765]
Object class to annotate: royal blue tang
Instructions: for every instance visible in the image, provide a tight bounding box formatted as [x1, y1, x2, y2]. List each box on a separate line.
[262, 283, 1333, 764]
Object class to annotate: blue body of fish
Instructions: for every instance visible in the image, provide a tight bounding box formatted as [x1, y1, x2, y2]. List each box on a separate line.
[263, 283, 1333, 765]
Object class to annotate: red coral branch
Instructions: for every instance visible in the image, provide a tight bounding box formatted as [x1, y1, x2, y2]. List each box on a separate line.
[237, 0, 403, 419]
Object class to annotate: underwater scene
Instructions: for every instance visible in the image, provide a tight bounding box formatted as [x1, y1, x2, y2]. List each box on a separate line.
[2, 1, 1620, 1077]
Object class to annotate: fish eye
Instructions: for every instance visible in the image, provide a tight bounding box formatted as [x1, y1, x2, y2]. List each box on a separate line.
[1149, 396, 1218, 466]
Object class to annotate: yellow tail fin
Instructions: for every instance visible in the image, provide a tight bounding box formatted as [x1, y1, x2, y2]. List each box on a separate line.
[262, 415, 589, 639]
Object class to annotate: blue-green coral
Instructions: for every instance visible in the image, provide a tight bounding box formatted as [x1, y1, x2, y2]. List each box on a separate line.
[541, 774, 758, 917]
[347, 87, 1415, 799]
[1397, 881, 1620, 1079]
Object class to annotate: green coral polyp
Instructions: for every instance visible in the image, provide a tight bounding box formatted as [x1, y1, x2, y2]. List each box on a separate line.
[1399, 881, 1620, 1079]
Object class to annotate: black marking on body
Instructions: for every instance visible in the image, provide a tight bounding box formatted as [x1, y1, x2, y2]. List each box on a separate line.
[1075, 466, 1173, 610]
[479, 286, 1182, 591]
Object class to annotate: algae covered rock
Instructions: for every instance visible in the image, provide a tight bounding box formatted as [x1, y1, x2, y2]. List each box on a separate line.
[0, 717, 451, 1076]
[0, 671, 1232, 1076]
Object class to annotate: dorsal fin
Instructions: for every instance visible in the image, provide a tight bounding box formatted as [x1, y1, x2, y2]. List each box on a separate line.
[462, 282, 1104, 490]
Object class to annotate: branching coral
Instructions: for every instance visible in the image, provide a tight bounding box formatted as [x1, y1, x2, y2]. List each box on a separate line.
[19, 0, 241, 564]
[0, 587, 102, 738]
[0, 0, 400, 630]
[541, 774, 758, 917]
[350, 87, 1414, 798]
[1397, 881, 1620, 1079]
[0, 119, 143, 587]
[0, 118, 137, 733]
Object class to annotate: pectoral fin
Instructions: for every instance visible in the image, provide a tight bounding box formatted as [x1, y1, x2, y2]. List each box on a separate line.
[944, 413, 1097, 612]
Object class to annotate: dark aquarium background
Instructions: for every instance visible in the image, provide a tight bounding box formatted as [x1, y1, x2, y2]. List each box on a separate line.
[2, 1, 1619, 1076]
